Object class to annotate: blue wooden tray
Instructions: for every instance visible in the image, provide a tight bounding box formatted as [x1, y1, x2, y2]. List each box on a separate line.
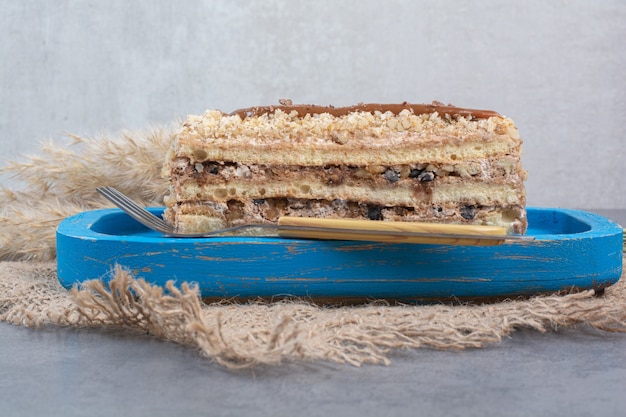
[56, 207, 623, 303]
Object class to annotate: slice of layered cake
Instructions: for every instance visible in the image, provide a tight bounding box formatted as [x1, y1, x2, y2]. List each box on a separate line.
[162, 102, 527, 234]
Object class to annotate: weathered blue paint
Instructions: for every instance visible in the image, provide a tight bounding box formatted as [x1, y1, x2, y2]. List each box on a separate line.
[56, 208, 623, 302]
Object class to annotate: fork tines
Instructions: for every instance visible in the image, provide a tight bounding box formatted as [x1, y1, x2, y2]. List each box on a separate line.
[96, 187, 174, 234]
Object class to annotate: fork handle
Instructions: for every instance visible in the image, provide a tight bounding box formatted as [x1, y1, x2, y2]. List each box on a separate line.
[277, 217, 507, 246]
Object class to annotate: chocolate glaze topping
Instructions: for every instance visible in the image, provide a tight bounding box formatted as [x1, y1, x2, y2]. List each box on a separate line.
[230, 102, 501, 120]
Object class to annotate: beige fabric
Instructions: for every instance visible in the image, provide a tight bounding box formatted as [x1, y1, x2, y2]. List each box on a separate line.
[0, 125, 624, 368]
[1, 260, 625, 368]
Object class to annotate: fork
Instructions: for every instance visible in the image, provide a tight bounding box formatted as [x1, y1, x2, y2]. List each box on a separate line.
[95, 186, 534, 245]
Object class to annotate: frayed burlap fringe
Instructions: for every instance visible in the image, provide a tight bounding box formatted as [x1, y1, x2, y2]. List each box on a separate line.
[1, 260, 624, 368]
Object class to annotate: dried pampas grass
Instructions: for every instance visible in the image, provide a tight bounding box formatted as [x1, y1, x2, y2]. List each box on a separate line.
[0, 125, 175, 261]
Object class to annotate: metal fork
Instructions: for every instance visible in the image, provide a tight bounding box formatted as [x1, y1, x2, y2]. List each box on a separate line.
[95, 186, 534, 245]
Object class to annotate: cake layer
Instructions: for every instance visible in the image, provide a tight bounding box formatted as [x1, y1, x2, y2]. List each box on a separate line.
[163, 199, 527, 235]
[167, 171, 523, 208]
[165, 106, 521, 167]
[165, 158, 525, 207]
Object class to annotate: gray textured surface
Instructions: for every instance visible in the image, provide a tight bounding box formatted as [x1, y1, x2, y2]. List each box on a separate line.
[1, 211, 625, 417]
[2, 324, 626, 417]
[1, 0, 625, 208]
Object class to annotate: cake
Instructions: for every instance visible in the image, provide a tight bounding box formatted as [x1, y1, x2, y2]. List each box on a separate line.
[162, 102, 528, 235]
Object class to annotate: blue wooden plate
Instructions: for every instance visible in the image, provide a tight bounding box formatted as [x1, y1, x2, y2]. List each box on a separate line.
[56, 207, 623, 303]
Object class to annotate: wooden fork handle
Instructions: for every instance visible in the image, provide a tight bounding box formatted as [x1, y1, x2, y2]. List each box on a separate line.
[277, 217, 507, 246]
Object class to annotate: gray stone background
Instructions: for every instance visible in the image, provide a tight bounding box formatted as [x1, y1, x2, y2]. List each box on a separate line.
[1, 0, 624, 208]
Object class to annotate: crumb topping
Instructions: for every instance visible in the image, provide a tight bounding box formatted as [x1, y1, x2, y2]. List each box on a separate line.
[176, 109, 520, 147]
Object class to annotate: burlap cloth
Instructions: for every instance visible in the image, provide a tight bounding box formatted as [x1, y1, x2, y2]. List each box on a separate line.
[1, 126, 625, 368]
